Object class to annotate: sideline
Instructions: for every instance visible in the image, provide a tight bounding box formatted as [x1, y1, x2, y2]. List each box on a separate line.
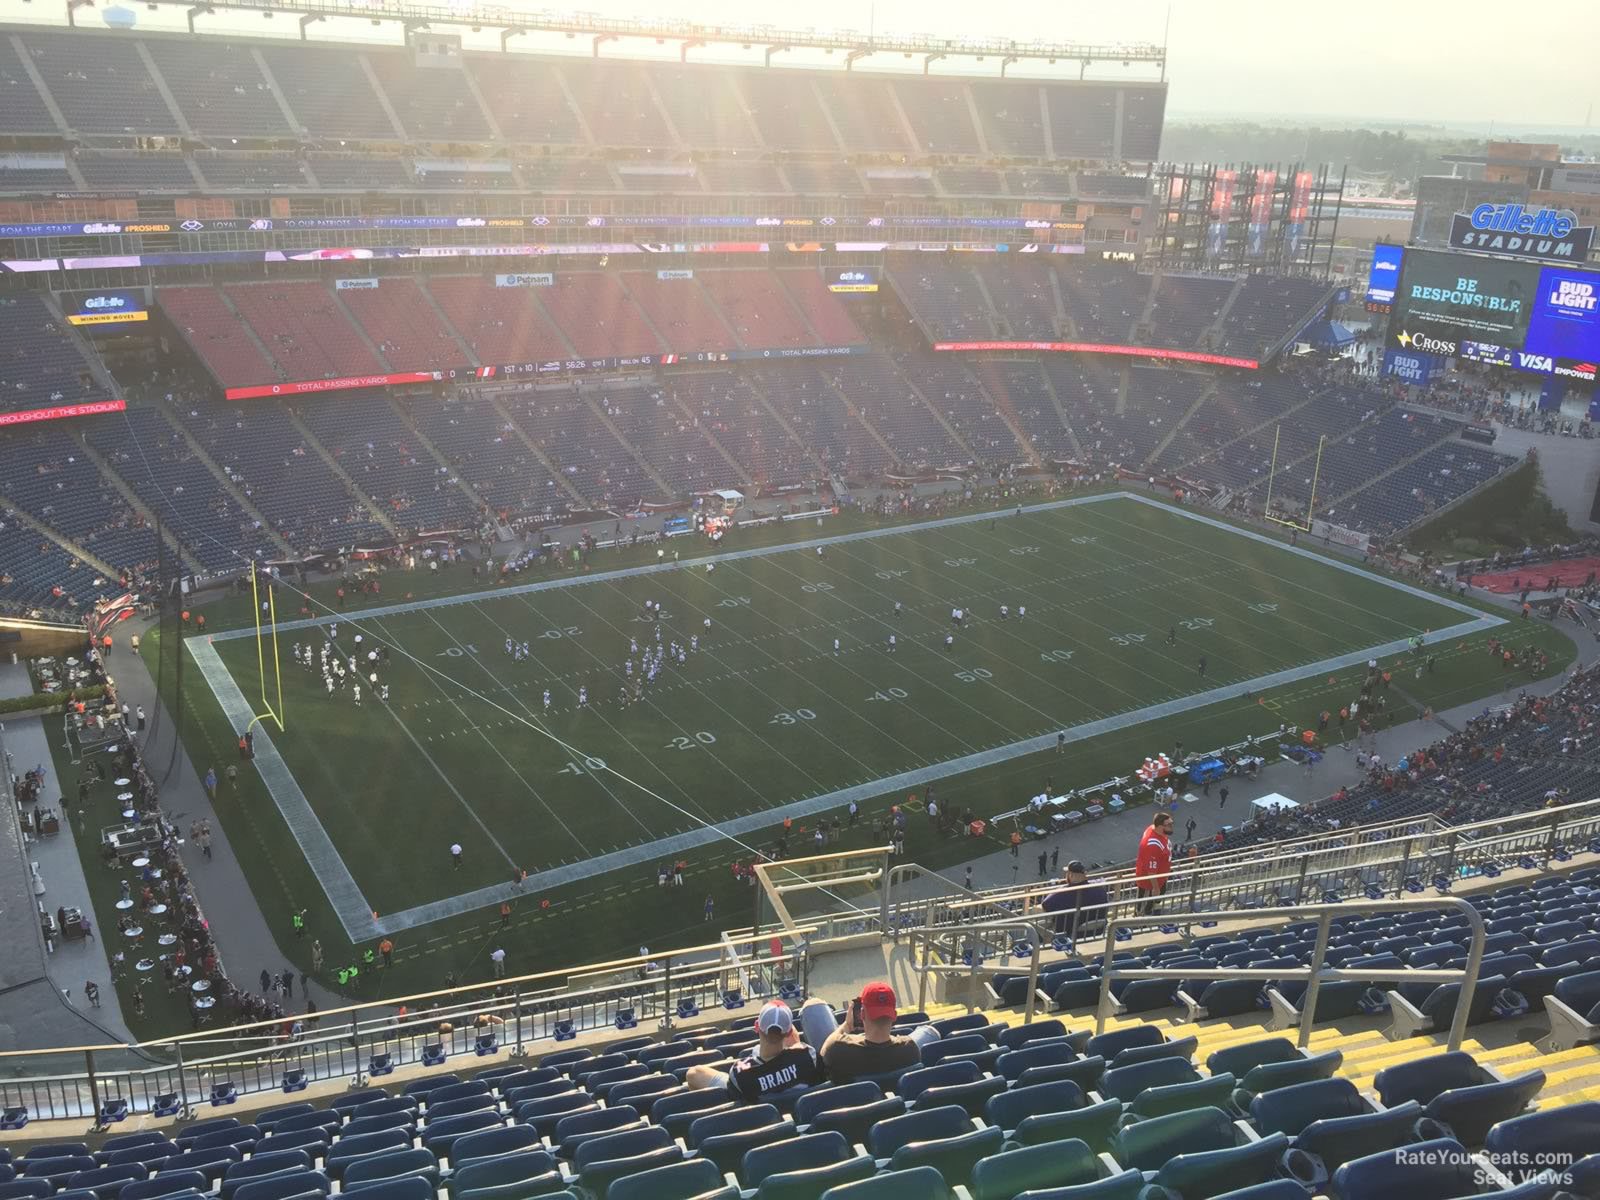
[187, 492, 1505, 939]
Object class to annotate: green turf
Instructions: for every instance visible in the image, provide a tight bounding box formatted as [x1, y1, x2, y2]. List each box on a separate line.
[124, 493, 1576, 1025]
[209, 495, 1487, 915]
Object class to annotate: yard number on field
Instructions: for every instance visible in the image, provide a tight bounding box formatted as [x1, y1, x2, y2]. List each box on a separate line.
[1180, 617, 1215, 631]
[717, 596, 752, 608]
[666, 731, 718, 750]
[1246, 602, 1280, 614]
[1039, 649, 1075, 664]
[801, 582, 835, 594]
[437, 643, 480, 657]
[875, 569, 908, 581]
[559, 756, 607, 776]
[866, 687, 909, 702]
[954, 667, 994, 683]
[770, 709, 817, 726]
[943, 557, 978, 568]
[539, 626, 581, 639]
[1109, 632, 1147, 647]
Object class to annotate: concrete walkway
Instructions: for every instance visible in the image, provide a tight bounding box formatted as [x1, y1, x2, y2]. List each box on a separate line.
[0, 662, 138, 1051]
[892, 596, 1600, 906]
[99, 628, 339, 1016]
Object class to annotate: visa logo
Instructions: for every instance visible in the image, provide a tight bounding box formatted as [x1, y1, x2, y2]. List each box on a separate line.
[1517, 352, 1554, 372]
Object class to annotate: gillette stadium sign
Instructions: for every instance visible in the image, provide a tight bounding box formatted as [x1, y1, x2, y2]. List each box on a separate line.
[1449, 204, 1594, 263]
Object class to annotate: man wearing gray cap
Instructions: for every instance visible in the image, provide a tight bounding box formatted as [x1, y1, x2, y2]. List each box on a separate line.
[686, 1000, 823, 1102]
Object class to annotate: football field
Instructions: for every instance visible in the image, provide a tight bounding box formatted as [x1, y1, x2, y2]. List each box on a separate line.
[189, 493, 1500, 940]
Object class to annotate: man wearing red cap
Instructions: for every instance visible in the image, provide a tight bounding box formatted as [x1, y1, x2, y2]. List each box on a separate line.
[799, 981, 940, 1084]
[1134, 810, 1174, 914]
[685, 1001, 822, 1102]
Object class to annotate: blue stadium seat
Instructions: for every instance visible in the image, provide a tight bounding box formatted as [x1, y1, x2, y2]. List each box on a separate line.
[912, 1076, 1006, 1118]
[985, 1081, 1087, 1132]
[1249, 1078, 1367, 1138]
[1083, 1025, 1162, 1060]
[897, 1063, 980, 1104]
[123, 1171, 208, 1200]
[755, 1155, 876, 1200]
[1096, 1054, 1200, 1103]
[890, 1125, 1004, 1188]
[606, 1158, 724, 1200]
[232, 1172, 332, 1200]
[220, 1151, 315, 1200]
[65, 1165, 145, 1199]
[1147, 1133, 1290, 1199]
[811, 1099, 905, 1146]
[996, 1041, 1076, 1081]
[698, 1120, 800, 1177]
[793, 1084, 882, 1127]
[1112, 1106, 1239, 1171]
[449, 1125, 542, 1166]
[1106, 1034, 1197, 1068]
[688, 1104, 782, 1149]
[1125, 1071, 1237, 1120]
[997, 1020, 1068, 1052]
[867, 1106, 973, 1161]
[326, 1132, 413, 1181]
[553, 1108, 644, 1160]
[1010, 1099, 1123, 1154]
[1484, 1100, 1600, 1165]
[446, 1154, 561, 1200]
[1285, 1103, 1426, 1187]
[969, 1138, 1101, 1200]
[1331, 1136, 1478, 1200]
[1005, 1169, 1144, 1199]
[340, 1149, 440, 1192]
[741, 1132, 853, 1189]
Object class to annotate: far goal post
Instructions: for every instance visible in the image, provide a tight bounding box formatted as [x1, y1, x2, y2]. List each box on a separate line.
[1261, 424, 1326, 534]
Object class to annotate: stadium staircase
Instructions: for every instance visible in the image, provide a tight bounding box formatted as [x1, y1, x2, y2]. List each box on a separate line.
[132, 40, 194, 138]
[37, 294, 119, 400]
[1315, 425, 1469, 513]
[742, 375, 834, 482]
[281, 407, 405, 540]
[892, 366, 987, 467]
[608, 275, 674, 354]
[212, 289, 288, 384]
[582, 393, 677, 501]
[73, 435, 204, 573]
[386, 399, 493, 520]
[965, 271, 1007, 338]
[959, 364, 1044, 471]
[663, 387, 756, 490]
[816, 372, 905, 473]
[1034, 363, 1086, 457]
[1199, 277, 1248, 351]
[482, 396, 590, 510]
[1047, 269, 1079, 341]
[1143, 376, 1220, 468]
[152, 401, 296, 559]
[0, 495, 120, 583]
[326, 289, 399, 373]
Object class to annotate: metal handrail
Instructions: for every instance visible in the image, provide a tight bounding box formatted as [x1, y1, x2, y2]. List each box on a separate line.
[1093, 897, 1488, 1052]
[919, 797, 1600, 924]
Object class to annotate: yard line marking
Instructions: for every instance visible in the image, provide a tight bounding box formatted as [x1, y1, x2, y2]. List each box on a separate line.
[187, 492, 1507, 938]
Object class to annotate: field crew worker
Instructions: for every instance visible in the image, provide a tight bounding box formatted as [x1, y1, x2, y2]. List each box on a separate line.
[1134, 811, 1174, 914]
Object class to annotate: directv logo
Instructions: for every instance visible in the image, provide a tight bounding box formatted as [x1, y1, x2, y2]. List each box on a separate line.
[1470, 204, 1575, 238]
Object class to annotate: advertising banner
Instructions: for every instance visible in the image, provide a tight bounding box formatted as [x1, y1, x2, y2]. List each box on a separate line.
[0, 398, 126, 425]
[494, 273, 553, 287]
[827, 268, 878, 293]
[334, 278, 379, 290]
[1383, 348, 1445, 385]
[932, 341, 1259, 369]
[64, 288, 147, 326]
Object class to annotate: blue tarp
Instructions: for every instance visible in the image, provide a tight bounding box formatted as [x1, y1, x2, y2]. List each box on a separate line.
[1303, 319, 1357, 350]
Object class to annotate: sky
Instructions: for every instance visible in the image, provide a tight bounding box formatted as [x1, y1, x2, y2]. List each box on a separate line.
[17, 0, 1600, 131]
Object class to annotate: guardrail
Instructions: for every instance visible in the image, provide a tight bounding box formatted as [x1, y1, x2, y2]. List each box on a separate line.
[0, 930, 812, 1124]
[1091, 898, 1487, 1051]
[901, 796, 1600, 937]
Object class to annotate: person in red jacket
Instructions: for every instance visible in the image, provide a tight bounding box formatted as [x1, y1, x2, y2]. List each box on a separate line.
[1134, 811, 1174, 914]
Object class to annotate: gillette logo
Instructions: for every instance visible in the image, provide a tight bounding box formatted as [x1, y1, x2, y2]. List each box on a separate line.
[83, 295, 126, 310]
[837, 271, 867, 282]
[1471, 204, 1575, 238]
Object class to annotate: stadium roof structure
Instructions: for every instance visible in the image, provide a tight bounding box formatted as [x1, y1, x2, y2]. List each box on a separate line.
[107, 0, 1167, 76]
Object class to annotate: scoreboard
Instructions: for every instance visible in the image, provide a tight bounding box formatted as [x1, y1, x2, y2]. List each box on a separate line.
[1377, 245, 1600, 383]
